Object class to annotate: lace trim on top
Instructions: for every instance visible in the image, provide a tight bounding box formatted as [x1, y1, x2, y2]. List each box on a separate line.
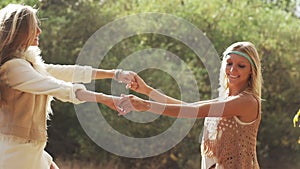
[201, 114, 261, 169]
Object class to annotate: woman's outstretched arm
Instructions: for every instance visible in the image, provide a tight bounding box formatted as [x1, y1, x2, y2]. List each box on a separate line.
[75, 89, 121, 111]
[127, 74, 184, 104]
[118, 94, 258, 122]
[92, 69, 136, 83]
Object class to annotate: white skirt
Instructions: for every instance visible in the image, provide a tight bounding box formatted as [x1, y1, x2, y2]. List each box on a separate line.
[0, 138, 53, 169]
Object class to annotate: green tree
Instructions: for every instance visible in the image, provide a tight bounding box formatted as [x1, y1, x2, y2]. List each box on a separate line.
[1, 0, 299, 168]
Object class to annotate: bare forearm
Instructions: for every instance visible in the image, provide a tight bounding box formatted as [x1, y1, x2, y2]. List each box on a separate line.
[145, 100, 207, 118]
[76, 89, 109, 103]
[76, 89, 120, 111]
[188, 98, 219, 106]
[145, 87, 184, 104]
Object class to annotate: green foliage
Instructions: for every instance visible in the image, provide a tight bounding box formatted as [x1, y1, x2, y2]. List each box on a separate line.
[1, 0, 300, 168]
[261, 0, 297, 14]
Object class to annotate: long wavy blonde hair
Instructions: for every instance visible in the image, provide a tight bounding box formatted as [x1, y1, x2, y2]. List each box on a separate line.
[0, 4, 38, 65]
[218, 42, 263, 100]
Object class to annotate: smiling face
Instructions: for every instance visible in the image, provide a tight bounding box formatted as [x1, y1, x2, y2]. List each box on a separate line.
[218, 41, 262, 99]
[225, 53, 252, 95]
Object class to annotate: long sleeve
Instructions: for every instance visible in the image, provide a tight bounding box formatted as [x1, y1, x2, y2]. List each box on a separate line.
[45, 64, 93, 83]
[0, 59, 86, 104]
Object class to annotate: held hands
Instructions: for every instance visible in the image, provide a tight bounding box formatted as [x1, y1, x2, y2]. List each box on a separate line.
[116, 94, 150, 116]
[104, 95, 123, 112]
[112, 70, 152, 115]
[113, 69, 152, 96]
[79, 69, 151, 115]
[113, 69, 136, 84]
[126, 73, 151, 95]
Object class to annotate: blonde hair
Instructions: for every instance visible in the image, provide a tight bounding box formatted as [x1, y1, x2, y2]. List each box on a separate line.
[218, 42, 263, 100]
[0, 4, 38, 65]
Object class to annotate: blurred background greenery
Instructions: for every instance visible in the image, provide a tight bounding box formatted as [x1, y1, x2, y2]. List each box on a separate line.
[1, 0, 299, 168]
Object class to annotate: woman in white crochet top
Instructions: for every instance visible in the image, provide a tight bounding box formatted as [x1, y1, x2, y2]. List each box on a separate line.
[118, 41, 263, 169]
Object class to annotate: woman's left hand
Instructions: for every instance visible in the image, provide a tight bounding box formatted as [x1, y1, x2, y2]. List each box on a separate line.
[117, 94, 150, 116]
[103, 96, 123, 111]
[114, 70, 137, 84]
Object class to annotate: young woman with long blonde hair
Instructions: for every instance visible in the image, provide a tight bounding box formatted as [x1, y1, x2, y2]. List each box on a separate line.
[118, 41, 263, 169]
[0, 4, 134, 169]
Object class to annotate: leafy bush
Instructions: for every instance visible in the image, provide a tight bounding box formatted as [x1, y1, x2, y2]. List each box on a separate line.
[1, 0, 299, 168]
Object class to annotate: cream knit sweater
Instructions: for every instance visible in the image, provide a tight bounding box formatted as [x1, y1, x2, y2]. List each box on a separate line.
[0, 46, 93, 142]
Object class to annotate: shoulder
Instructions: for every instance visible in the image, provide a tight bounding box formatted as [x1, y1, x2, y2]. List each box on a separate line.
[221, 92, 258, 117]
[235, 93, 259, 122]
[239, 92, 258, 104]
[1, 58, 30, 68]
[0, 58, 34, 76]
[226, 92, 258, 105]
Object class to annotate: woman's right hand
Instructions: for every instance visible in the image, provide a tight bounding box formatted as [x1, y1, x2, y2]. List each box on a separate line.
[126, 74, 152, 95]
[114, 70, 136, 84]
[117, 94, 150, 115]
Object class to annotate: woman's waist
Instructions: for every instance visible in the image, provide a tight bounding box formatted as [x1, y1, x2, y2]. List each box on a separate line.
[0, 133, 47, 145]
[0, 125, 48, 143]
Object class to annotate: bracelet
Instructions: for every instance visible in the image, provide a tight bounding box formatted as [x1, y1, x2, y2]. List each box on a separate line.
[114, 69, 123, 81]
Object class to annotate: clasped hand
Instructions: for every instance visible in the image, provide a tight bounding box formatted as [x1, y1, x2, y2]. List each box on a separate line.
[114, 69, 137, 84]
[117, 94, 150, 116]
[113, 72, 150, 116]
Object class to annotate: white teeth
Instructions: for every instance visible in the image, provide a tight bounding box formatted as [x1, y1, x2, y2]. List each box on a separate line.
[229, 75, 239, 78]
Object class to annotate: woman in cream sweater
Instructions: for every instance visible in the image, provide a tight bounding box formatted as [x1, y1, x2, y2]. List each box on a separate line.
[0, 4, 134, 169]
